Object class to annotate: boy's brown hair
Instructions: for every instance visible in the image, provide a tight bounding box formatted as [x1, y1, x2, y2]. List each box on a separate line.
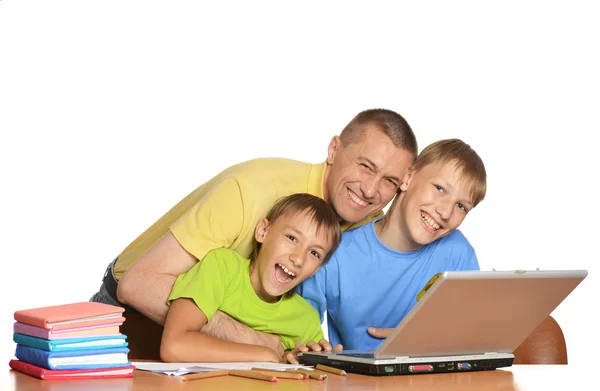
[411, 138, 486, 207]
[252, 193, 342, 265]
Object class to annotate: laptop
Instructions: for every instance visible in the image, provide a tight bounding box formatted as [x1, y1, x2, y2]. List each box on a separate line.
[298, 269, 587, 375]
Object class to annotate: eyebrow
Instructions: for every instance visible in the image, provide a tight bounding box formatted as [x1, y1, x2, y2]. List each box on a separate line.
[359, 157, 401, 182]
[285, 226, 328, 251]
[437, 178, 474, 208]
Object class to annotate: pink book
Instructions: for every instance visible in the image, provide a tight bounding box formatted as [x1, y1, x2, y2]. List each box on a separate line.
[14, 302, 125, 330]
[9, 359, 135, 380]
[14, 322, 124, 340]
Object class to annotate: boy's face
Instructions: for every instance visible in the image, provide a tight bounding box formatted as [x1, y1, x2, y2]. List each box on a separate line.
[324, 127, 414, 224]
[250, 211, 334, 303]
[395, 161, 474, 251]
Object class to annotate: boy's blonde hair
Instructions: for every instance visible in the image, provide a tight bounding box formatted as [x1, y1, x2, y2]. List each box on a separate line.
[411, 139, 486, 207]
[252, 193, 342, 265]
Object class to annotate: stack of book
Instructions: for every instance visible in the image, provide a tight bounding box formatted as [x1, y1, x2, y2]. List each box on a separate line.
[9, 302, 135, 380]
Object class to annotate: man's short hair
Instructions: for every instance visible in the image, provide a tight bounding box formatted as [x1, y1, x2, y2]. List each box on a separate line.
[339, 108, 418, 158]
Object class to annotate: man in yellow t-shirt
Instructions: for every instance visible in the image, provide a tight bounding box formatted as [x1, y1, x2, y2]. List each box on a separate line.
[90, 108, 418, 356]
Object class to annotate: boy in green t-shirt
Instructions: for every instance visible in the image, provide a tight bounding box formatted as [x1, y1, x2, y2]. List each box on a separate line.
[160, 193, 342, 363]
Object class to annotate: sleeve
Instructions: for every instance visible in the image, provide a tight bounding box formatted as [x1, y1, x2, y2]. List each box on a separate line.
[295, 267, 329, 324]
[455, 244, 480, 271]
[167, 249, 233, 322]
[170, 177, 245, 262]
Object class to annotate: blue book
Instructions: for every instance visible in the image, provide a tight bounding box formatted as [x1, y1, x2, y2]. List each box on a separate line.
[15, 344, 131, 370]
[13, 333, 128, 352]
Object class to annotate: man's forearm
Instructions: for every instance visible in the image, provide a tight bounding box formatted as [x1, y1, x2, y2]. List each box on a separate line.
[117, 272, 175, 326]
[203, 311, 284, 357]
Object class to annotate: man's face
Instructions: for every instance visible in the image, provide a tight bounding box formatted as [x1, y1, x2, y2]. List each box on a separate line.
[324, 127, 415, 224]
[396, 161, 474, 251]
[250, 212, 333, 303]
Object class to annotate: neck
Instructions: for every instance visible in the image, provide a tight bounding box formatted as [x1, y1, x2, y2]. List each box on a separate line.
[375, 196, 423, 253]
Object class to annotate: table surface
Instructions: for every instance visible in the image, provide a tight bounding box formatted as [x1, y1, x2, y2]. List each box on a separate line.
[2, 365, 591, 391]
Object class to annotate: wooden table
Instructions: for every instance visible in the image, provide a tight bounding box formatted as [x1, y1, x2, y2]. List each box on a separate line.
[2, 365, 586, 390]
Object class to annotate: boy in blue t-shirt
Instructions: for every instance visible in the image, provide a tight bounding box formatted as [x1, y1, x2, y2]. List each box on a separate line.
[160, 193, 343, 363]
[297, 139, 487, 353]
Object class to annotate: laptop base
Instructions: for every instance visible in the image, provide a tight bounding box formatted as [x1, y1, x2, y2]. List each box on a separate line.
[299, 354, 514, 376]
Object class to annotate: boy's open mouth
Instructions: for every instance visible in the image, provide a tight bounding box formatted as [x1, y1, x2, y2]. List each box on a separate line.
[274, 263, 296, 284]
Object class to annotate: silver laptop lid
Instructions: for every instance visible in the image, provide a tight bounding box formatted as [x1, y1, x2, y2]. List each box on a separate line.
[375, 269, 587, 359]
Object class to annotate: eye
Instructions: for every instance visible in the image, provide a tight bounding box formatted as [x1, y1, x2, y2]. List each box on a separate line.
[287, 235, 297, 242]
[457, 203, 468, 212]
[310, 250, 322, 259]
[359, 163, 371, 171]
[385, 178, 399, 188]
[434, 184, 444, 193]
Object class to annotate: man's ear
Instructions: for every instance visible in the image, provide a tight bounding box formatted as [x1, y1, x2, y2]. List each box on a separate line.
[254, 218, 270, 243]
[399, 169, 415, 192]
[326, 136, 342, 164]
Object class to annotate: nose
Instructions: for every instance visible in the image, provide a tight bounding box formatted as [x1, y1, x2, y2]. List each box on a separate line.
[360, 176, 380, 199]
[289, 250, 305, 267]
[435, 199, 453, 221]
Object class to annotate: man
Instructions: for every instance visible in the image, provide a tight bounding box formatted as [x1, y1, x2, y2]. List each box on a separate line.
[90, 108, 418, 357]
[295, 138, 486, 354]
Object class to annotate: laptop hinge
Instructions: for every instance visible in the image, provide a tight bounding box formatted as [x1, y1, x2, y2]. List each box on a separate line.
[484, 352, 498, 355]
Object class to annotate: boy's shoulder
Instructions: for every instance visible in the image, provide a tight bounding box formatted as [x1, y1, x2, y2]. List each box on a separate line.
[203, 248, 250, 270]
[434, 229, 473, 251]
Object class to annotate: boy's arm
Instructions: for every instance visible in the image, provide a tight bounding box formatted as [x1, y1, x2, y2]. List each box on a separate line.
[161, 299, 281, 363]
[117, 178, 245, 325]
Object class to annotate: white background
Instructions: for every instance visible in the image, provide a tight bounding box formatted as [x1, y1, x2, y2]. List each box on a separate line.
[1, 0, 598, 374]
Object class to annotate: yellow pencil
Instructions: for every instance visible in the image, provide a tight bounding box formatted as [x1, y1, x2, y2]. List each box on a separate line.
[229, 369, 278, 382]
[250, 368, 305, 380]
[316, 364, 347, 376]
[179, 369, 229, 381]
[284, 369, 309, 378]
[293, 368, 328, 381]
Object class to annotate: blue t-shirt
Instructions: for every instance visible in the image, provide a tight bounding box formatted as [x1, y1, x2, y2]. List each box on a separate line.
[296, 221, 480, 351]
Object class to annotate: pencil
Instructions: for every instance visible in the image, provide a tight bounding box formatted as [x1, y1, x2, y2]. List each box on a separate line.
[284, 369, 309, 378]
[229, 369, 278, 382]
[293, 368, 328, 381]
[179, 369, 229, 381]
[316, 364, 347, 376]
[250, 368, 305, 380]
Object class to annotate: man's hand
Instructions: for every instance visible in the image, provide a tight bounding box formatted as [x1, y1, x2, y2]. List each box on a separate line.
[367, 327, 395, 339]
[283, 339, 343, 364]
[202, 311, 285, 357]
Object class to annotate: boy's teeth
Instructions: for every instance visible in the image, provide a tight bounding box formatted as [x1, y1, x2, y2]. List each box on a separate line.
[421, 213, 440, 230]
[278, 263, 296, 277]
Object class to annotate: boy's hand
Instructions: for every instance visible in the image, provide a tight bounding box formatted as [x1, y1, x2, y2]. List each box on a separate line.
[283, 340, 343, 364]
[367, 327, 394, 339]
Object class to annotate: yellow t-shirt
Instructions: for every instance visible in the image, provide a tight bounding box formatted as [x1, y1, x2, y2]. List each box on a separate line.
[114, 157, 381, 280]
[168, 248, 324, 350]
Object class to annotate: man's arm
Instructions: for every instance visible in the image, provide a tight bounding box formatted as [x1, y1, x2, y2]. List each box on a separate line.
[117, 232, 196, 325]
[203, 311, 285, 357]
[117, 178, 246, 325]
[161, 298, 281, 363]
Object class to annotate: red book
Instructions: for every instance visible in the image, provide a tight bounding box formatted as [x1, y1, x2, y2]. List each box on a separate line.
[14, 302, 125, 330]
[9, 359, 135, 380]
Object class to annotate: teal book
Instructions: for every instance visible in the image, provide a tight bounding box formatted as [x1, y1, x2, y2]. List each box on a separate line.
[13, 333, 127, 352]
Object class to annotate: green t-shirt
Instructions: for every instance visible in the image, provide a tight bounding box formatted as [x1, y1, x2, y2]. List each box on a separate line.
[168, 248, 324, 351]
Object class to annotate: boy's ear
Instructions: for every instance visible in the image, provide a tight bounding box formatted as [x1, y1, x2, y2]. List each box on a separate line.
[326, 136, 342, 164]
[399, 169, 415, 192]
[254, 218, 270, 243]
